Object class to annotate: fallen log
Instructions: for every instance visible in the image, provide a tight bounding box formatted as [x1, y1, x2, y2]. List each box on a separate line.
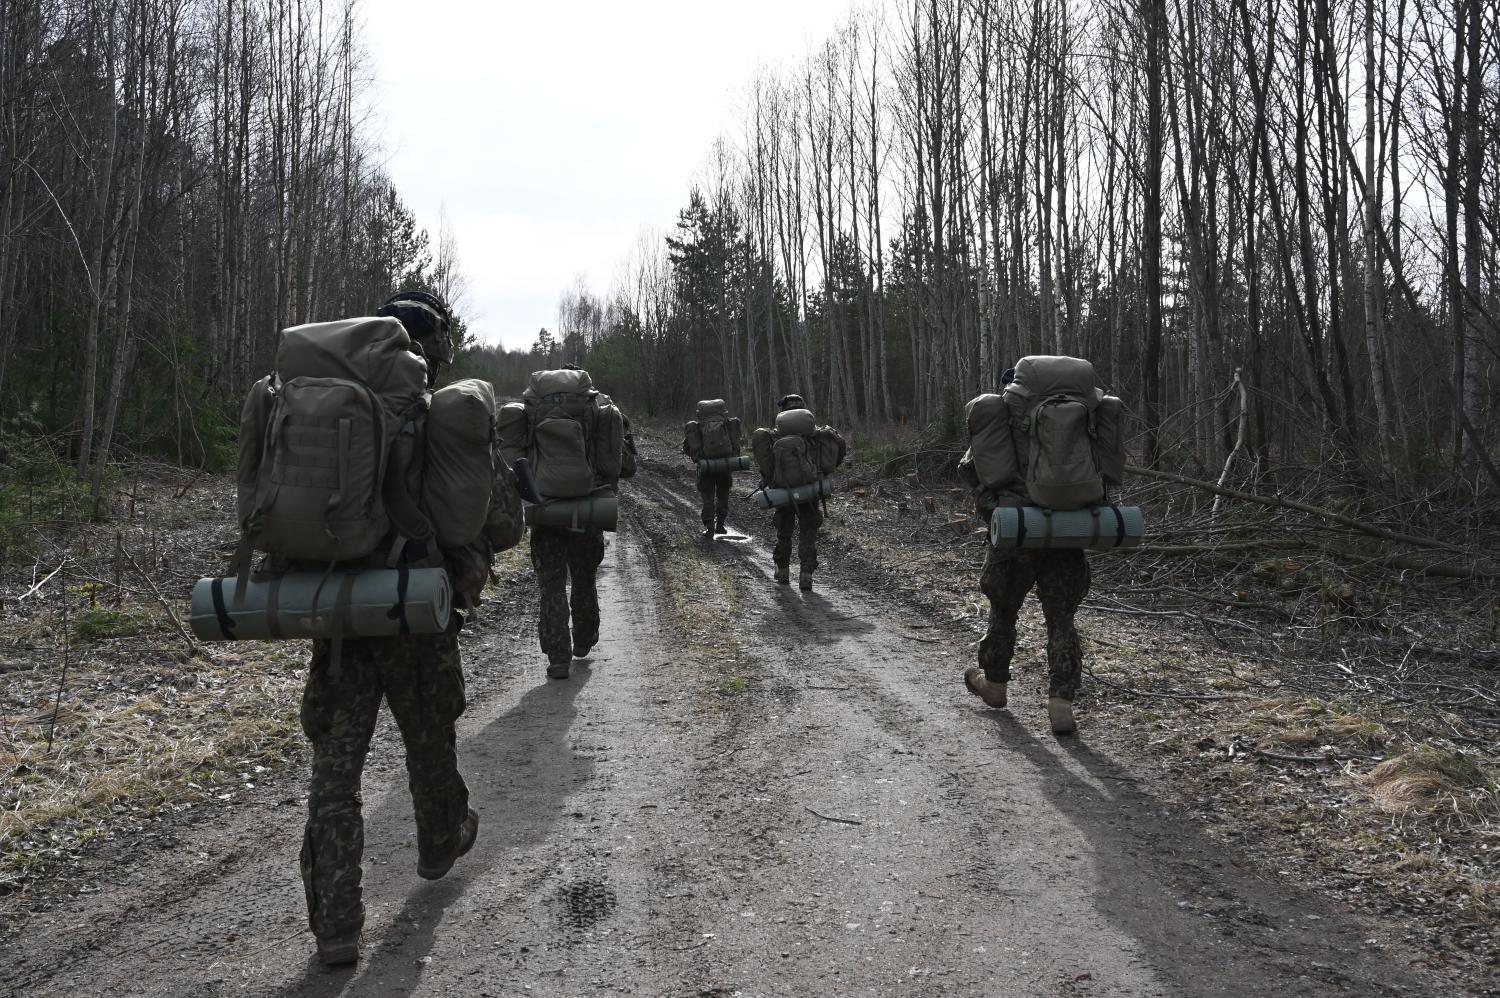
[1126, 464, 1486, 560]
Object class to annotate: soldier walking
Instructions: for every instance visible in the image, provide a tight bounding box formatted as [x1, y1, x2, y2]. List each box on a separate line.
[504, 366, 635, 679]
[753, 394, 845, 592]
[297, 292, 525, 965]
[959, 358, 1127, 735]
[682, 399, 745, 537]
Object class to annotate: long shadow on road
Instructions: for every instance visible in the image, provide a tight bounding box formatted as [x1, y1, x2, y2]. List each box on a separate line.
[276, 668, 595, 998]
[978, 711, 1436, 998]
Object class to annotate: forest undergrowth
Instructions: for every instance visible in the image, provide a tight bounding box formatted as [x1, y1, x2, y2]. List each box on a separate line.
[0, 462, 308, 912]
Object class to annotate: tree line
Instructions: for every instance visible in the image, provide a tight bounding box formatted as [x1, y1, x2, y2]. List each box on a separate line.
[0, 0, 454, 506]
[545, 0, 1496, 496]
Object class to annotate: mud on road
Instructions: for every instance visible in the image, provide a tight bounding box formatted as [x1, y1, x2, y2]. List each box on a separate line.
[0, 453, 1456, 997]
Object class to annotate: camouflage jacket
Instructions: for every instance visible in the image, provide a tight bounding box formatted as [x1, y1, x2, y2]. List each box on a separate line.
[619, 413, 638, 480]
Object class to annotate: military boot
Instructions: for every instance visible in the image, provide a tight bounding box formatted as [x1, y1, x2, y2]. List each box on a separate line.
[418, 807, 479, 880]
[774, 565, 790, 585]
[1048, 697, 1076, 735]
[315, 931, 360, 967]
[546, 659, 571, 680]
[714, 517, 727, 535]
[963, 668, 1008, 708]
[798, 570, 813, 591]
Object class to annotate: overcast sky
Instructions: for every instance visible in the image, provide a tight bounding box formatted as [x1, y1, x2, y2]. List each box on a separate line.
[362, 0, 853, 350]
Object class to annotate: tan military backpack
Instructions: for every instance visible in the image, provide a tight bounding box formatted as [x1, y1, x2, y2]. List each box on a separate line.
[962, 355, 1126, 510]
[497, 369, 625, 500]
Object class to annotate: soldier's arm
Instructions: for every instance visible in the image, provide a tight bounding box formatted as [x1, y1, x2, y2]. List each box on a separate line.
[959, 448, 1025, 519]
[619, 412, 638, 480]
[483, 449, 525, 552]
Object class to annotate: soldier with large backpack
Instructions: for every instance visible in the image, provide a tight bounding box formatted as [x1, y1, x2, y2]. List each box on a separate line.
[683, 399, 745, 536]
[957, 356, 1128, 735]
[751, 393, 846, 591]
[498, 366, 635, 679]
[229, 291, 524, 966]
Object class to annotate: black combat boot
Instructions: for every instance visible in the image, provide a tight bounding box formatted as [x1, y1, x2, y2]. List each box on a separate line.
[714, 517, 727, 535]
[773, 564, 790, 585]
[417, 807, 479, 880]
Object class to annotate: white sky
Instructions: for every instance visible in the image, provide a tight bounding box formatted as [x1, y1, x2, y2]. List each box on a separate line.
[363, 0, 853, 350]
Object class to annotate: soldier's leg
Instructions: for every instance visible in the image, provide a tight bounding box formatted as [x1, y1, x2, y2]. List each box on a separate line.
[1036, 549, 1092, 699]
[567, 530, 607, 655]
[977, 548, 1039, 683]
[300, 639, 382, 941]
[379, 625, 472, 873]
[713, 473, 731, 531]
[696, 473, 716, 531]
[772, 506, 795, 580]
[796, 500, 824, 587]
[531, 528, 573, 667]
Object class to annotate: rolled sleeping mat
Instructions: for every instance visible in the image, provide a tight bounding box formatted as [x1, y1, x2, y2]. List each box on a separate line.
[990, 505, 1145, 550]
[524, 494, 619, 532]
[190, 567, 451, 641]
[753, 478, 834, 509]
[699, 455, 752, 474]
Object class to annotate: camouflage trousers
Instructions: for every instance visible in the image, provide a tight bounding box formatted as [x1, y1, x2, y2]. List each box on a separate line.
[301, 624, 469, 939]
[978, 547, 1091, 700]
[697, 471, 732, 529]
[773, 500, 824, 574]
[530, 526, 607, 665]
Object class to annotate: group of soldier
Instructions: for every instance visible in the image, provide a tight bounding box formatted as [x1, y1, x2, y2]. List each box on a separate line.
[292, 293, 1090, 967]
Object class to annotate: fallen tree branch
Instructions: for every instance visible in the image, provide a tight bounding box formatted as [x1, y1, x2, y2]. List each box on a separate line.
[123, 549, 197, 651]
[1247, 747, 1332, 764]
[1087, 670, 1238, 701]
[1125, 464, 1484, 559]
[1125, 537, 1500, 580]
[1301, 539, 1500, 581]
[1228, 737, 1381, 765]
[19, 560, 67, 603]
[805, 806, 863, 826]
[1119, 540, 1295, 556]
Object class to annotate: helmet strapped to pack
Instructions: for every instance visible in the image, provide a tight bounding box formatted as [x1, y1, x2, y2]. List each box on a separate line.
[377, 290, 454, 367]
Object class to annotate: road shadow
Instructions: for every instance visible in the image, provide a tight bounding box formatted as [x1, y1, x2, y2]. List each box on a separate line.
[274, 669, 596, 998]
[977, 710, 1436, 998]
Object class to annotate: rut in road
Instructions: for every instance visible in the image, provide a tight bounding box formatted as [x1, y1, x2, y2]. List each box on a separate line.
[0, 461, 1441, 998]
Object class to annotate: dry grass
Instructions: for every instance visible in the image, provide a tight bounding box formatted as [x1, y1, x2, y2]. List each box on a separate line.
[0, 630, 307, 887]
[623, 485, 754, 699]
[0, 464, 309, 893]
[1363, 745, 1497, 818]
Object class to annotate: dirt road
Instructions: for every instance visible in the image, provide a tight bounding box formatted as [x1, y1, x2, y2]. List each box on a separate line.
[0, 457, 1445, 997]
